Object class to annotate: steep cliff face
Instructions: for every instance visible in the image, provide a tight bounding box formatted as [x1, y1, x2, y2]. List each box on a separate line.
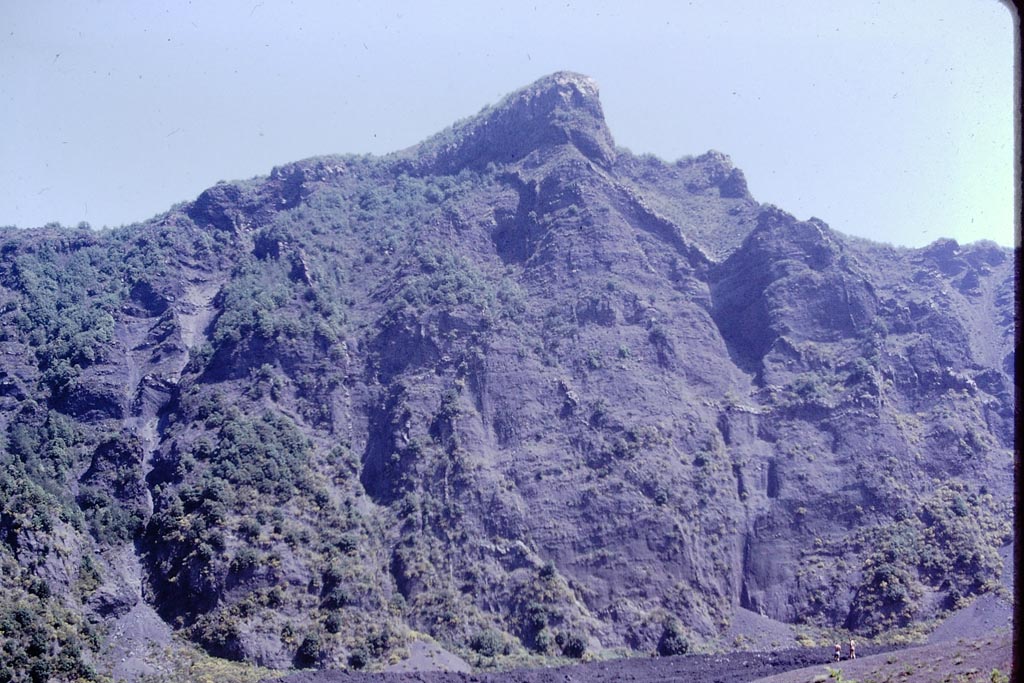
[0, 72, 1014, 676]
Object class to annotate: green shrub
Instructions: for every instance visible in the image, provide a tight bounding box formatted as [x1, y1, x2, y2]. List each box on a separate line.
[0, 593, 98, 683]
[294, 633, 321, 668]
[366, 625, 395, 657]
[322, 586, 350, 609]
[324, 613, 344, 634]
[238, 517, 261, 539]
[347, 648, 368, 669]
[558, 630, 587, 659]
[657, 620, 689, 656]
[469, 628, 506, 657]
[533, 628, 555, 654]
[990, 668, 1009, 683]
[76, 554, 102, 597]
[229, 548, 260, 574]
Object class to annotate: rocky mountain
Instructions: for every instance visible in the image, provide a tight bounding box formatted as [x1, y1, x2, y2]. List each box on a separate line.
[0, 72, 1014, 680]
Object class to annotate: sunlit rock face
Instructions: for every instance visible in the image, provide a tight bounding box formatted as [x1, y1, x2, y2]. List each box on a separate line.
[0, 72, 1012, 673]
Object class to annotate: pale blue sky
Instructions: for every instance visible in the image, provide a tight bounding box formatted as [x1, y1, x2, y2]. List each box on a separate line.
[1, 0, 1017, 248]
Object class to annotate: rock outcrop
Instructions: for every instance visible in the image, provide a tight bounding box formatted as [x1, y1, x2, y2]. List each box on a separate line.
[0, 73, 1013, 677]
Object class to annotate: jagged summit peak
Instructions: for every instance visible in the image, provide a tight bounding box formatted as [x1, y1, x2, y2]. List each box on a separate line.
[537, 70, 599, 89]
[410, 71, 615, 173]
[511, 70, 602, 107]
[478, 71, 606, 131]
[694, 150, 735, 168]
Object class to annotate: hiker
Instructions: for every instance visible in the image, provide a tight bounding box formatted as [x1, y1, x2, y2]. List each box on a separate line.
[834, 643, 841, 662]
[849, 639, 856, 660]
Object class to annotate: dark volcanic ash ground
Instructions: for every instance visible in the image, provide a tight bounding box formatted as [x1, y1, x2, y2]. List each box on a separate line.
[272, 644, 894, 683]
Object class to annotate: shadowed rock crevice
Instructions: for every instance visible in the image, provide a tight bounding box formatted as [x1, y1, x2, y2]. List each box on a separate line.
[493, 174, 544, 264]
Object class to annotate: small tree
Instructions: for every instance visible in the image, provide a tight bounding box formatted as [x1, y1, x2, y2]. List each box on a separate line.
[469, 628, 506, 657]
[324, 613, 344, 634]
[558, 631, 587, 658]
[347, 648, 368, 670]
[294, 633, 321, 668]
[657, 619, 689, 657]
